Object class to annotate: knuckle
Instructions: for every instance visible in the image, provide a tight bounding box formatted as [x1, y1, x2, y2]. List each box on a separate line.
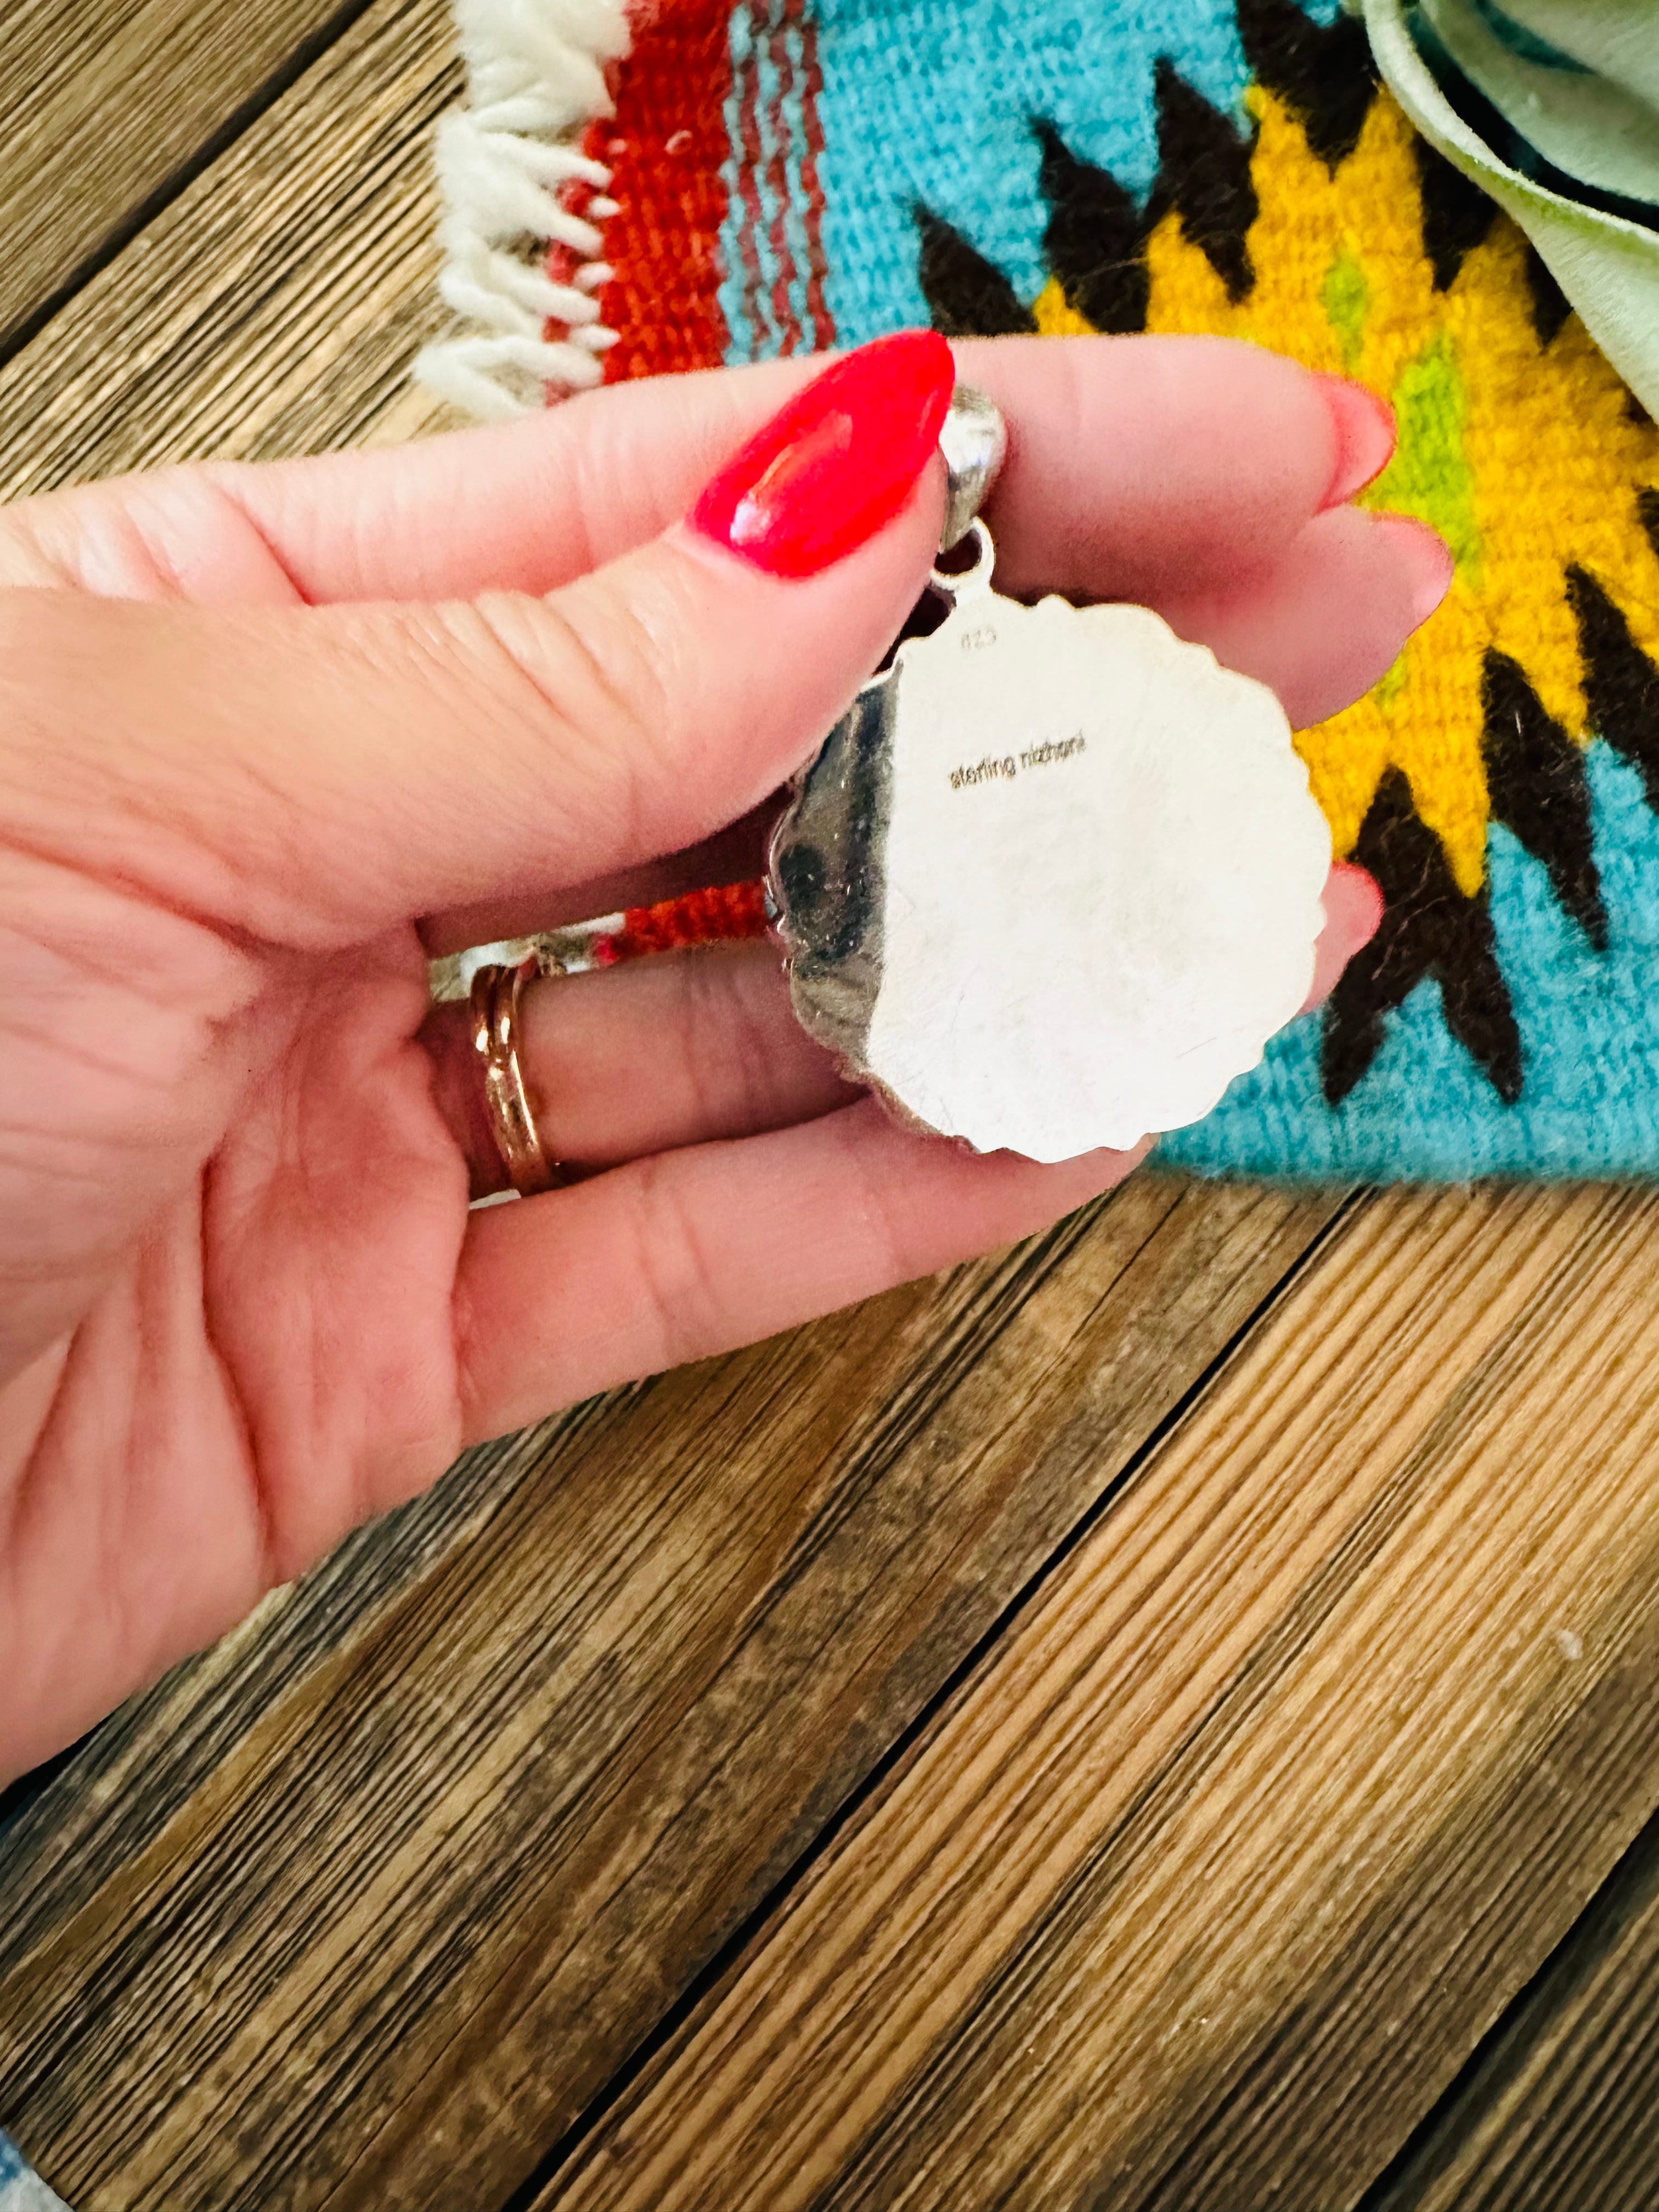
[679, 952, 772, 1131]
[828, 1101, 914, 1285]
[459, 567, 692, 844]
[629, 1152, 725, 1373]
[0, 467, 270, 598]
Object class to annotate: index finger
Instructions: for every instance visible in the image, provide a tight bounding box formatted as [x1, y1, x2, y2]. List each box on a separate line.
[4, 337, 1375, 612]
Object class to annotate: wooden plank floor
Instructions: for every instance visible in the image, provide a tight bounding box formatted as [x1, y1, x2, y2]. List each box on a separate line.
[2, 7, 1658, 2209]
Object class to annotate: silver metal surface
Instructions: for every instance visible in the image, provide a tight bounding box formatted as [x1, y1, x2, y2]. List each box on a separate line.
[929, 516, 996, 602]
[766, 658, 900, 1077]
[768, 521, 1332, 1162]
[938, 386, 1007, 552]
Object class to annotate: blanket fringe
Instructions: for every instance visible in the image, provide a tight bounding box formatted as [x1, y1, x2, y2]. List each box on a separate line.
[416, 0, 631, 420]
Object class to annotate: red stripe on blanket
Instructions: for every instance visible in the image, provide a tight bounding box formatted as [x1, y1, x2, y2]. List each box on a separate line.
[590, 0, 735, 381]
[572, 7, 808, 970]
[593, 880, 771, 963]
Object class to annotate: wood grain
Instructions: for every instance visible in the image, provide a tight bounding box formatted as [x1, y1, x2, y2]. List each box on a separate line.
[541, 1184, 1659, 2212]
[0, 1181, 1344, 2209]
[0, 1408, 608, 1984]
[1363, 1803, 1659, 2211]
[0, 0, 376, 359]
[0, 0, 461, 499]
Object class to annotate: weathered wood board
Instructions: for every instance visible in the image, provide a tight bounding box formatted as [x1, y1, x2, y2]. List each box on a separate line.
[0, 0, 380, 358]
[0, 0, 459, 499]
[538, 1185, 1659, 2212]
[0, 1172, 1348, 2207]
[1364, 1803, 1659, 2212]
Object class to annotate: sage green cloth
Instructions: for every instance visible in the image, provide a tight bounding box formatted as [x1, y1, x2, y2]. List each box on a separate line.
[1482, 0, 1659, 110]
[1362, 0, 1659, 416]
[1419, 0, 1659, 206]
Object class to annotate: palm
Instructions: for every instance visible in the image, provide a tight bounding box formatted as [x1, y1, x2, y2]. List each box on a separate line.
[0, 911, 469, 1765]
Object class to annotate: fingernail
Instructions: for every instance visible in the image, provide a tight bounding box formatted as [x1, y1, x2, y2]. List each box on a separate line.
[689, 330, 955, 578]
[1373, 511, 1456, 627]
[1314, 373, 1397, 509]
[1331, 860, 1385, 952]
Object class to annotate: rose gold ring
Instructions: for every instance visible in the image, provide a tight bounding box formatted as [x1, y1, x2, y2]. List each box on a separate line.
[469, 959, 561, 1198]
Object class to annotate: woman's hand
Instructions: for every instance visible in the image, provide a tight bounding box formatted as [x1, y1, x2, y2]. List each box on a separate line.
[0, 332, 1447, 1776]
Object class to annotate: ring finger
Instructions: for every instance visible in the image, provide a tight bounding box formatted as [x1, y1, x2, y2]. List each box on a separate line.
[422, 859, 1382, 1197]
[421, 942, 851, 1194]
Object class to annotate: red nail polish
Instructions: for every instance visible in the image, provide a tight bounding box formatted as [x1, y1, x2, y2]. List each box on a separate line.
[690, 330, 955, 578]
[1314, 373, 1397, 509]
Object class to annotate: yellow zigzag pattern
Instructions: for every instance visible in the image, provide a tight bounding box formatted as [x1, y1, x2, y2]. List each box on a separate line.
[1036, 85, 1659, 897]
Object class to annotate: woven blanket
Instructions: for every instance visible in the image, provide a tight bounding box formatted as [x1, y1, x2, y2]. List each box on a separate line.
[424, 0, 1659, 1180]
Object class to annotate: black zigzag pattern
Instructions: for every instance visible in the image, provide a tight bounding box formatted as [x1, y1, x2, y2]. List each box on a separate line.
[1235, 0, 1379, 171]
[913, 207, 1037, 337]
[1571, 566, 1659, 814]
[1413, 138, 1498, 293]
[1146, 57, 1258, 303]
[1322, 770, 1522, 1107]
[1525, 245, 1573, 347]
[1036, 120, 1149, 334]
[919, 5, 1376, 337]
[1481, 651, 1607, 951]
[918, 70, 1258, 337]
[910, 5, 1659, 1115]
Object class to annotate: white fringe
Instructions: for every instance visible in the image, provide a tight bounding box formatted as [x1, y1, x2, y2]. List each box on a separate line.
[416, 0, 633, 421]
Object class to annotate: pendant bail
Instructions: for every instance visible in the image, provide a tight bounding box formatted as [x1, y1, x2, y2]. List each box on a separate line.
[938, 385, 1007, 553]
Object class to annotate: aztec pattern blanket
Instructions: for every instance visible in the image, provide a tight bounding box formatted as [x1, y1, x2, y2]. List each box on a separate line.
[426, 0, 1659, 1180]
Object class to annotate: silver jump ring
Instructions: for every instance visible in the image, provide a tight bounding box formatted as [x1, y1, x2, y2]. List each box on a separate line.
[928, 517, 996, 604]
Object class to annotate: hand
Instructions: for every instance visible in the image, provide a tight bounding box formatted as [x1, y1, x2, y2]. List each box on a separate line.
[0, 332, 1446, 1776]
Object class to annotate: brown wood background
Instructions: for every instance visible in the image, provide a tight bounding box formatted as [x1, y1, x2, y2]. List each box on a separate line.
[3, 5, 1659, 2208]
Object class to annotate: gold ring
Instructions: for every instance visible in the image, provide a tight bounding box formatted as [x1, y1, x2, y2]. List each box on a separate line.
[469, 959, 561, 1197]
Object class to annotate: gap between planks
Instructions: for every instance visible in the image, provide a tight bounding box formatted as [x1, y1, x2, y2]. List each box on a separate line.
[1359, 1790, 1659, 2212]
[0, 0, 481, 1963]
[0, 0, 465, 500]
[0, 89, 1363, 2192]
[0, 10, 1650, 2211]
[0, 1178, 1347, 2210]
[495, 1192, 1363, 2210]
[0, 0, 385, 366]
[534, 1183, 1659, 2212]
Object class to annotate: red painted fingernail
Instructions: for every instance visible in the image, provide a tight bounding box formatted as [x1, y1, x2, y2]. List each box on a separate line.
[689, 330, 955, 578]
[1373, 511, 1456, 627]
[1314, 373, 1397, 508]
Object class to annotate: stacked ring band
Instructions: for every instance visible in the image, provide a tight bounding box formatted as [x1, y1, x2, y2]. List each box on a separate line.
[469, 958, 562, 1197]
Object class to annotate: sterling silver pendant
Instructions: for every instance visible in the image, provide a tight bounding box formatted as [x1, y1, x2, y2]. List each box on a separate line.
[766, 391, 1332, 1163]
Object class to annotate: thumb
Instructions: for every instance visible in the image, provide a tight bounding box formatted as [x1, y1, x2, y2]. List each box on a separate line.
[0, 332, 952, 950]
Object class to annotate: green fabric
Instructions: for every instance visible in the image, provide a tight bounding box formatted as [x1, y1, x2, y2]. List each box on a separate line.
[1495, 1, 1659, 112]
[1420, 0, 1659, 206]
[1362, 0, 1659, 417]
